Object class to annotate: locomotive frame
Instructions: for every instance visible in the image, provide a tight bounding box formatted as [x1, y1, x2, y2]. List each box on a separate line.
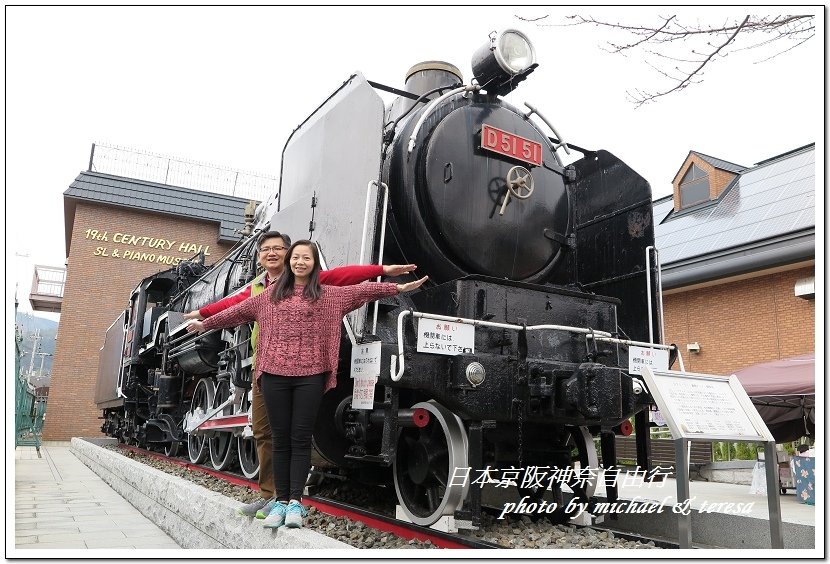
[95, 29, 683, 529]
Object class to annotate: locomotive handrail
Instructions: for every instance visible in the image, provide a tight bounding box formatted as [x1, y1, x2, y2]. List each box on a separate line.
[166, 327, 219, 350]
[407, 85, 480, 155]
[523, 102, 571, 156]
[645, 246, 666, 344]
[167, 344, 201, 361]
[390, 310, 412, 381]
[391, 310, 681, 382]
[358, 181, 390, 335]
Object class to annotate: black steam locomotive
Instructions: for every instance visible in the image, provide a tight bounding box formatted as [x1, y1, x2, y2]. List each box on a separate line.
[96, 29, 672, 527]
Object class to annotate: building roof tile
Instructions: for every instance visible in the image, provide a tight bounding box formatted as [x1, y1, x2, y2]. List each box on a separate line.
[654, 144, 815, 288]
[64, 171, 255, 254]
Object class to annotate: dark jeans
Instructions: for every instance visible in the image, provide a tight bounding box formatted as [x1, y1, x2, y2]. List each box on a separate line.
[260, 373, 326, 502]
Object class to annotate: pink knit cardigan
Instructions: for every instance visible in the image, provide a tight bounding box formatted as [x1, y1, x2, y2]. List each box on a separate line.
[201, 282, 398, 392]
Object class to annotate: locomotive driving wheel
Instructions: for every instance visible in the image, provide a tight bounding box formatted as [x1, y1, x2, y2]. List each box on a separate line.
[187, 378, 215, 464]
[237, 389, 259, 479]
[208, 379, 237, 470]
[393, 401, 469, 526]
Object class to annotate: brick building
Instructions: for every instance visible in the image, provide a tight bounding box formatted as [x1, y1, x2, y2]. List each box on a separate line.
[42, 168, 259, 441]
[653, 143, 815, 376]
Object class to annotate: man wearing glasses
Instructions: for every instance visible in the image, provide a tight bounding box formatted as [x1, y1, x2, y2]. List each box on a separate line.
[184, 230, 415, 519]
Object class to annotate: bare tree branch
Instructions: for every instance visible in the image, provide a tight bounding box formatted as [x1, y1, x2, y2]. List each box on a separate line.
[517, 14, 816, 106]
[628, 15, 750, 107]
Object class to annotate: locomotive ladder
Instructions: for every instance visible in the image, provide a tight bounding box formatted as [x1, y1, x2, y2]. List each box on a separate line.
[645, 245, 666, 345]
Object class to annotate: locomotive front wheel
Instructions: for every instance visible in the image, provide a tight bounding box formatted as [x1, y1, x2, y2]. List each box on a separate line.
[393, 401, 469, 526]
[515, 426, 599, 525]
[187, 378, 215, 464]
[209, 379, 238, 470]
[563, 425, 600, 499]
[164, 441, 180, 458]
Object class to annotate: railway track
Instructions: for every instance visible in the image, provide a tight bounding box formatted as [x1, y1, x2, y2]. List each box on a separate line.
[116, 444, 674, 549]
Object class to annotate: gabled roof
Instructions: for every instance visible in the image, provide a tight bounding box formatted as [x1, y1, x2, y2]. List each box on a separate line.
[691, 151, 747, 174]
[655, 144, 815, 289]
[64, 171, 254, 255]
[671, 150, 748, 184]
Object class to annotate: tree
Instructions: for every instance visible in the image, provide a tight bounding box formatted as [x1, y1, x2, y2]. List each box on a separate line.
[518, 14, 815, 107]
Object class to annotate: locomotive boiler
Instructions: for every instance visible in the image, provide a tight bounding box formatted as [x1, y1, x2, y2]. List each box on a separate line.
[96, 29, 676, 528]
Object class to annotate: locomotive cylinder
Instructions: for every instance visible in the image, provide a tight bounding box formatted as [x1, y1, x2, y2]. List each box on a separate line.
[153, 369, 180, 409]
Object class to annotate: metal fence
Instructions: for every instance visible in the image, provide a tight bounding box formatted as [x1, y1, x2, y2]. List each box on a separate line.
[88, 143, 278, 202]
[31, 265, 66, 298]
[15, 314, 44, 449]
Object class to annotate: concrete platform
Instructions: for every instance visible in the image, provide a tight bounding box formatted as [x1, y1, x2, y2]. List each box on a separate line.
[12, 442, 181, 553]
[11, 439, 352, 555]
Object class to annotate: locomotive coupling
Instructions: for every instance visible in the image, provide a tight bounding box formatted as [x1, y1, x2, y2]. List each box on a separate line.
[563, 362, 628, 421]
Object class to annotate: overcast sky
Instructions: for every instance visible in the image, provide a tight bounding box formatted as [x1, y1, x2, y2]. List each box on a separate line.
[6, 6, 823, 325]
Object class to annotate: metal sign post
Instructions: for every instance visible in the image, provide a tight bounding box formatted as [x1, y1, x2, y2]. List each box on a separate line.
[674, 436, 692, 548]
[643, 367, 784, 549]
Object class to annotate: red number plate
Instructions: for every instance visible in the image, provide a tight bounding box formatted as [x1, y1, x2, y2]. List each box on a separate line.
[480, 124, 543, 166]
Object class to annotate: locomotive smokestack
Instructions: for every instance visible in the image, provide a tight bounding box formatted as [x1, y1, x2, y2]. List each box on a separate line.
[404, 61, 463, 97]
[386, 61, 463, 126]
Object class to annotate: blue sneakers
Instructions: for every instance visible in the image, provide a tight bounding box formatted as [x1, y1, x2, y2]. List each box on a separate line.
[262, 501, 288, 528]
[283, 500, 308, 528]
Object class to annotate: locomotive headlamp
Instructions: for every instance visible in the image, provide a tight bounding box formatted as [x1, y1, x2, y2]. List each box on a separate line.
[499, 31, 535, 73]
[465, 362, 486, 387]
[471, 29, 538, 96]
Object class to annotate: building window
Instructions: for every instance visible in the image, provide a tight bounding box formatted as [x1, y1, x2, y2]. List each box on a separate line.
[679, 163, 710, 208]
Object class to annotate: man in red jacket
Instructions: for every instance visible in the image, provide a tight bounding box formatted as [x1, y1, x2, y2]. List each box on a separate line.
[184, 231, 415, 518]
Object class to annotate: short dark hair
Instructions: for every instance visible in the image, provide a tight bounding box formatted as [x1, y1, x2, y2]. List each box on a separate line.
[258, 230, 291, 250]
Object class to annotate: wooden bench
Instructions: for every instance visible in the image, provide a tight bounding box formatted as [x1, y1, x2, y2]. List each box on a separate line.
[614, 436, 712, 476]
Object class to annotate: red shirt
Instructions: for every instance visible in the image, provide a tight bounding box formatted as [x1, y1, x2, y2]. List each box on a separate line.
[201, 282, 399, 392]
[198, 265, 383, 317]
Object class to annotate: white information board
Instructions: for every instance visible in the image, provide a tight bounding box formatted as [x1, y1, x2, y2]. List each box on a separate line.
[350, 341, 381, 379]
[641, 368, 774, 442]
[416, 318, 475, 355]
[350, 342, 381, 409]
